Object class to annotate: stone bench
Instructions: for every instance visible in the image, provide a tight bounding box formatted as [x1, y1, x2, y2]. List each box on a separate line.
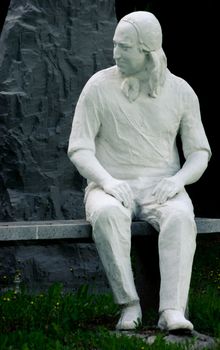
[0, 218, 220, 241]
[0, 218, 219, 316]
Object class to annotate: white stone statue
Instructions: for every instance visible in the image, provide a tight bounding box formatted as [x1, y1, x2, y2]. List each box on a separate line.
[68, 11, 211, 331]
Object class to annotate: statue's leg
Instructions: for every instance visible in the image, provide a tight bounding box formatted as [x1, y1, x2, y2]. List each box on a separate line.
[85, 185, 142, 330]
[139, 188, 196, 330]
[156, 190, 196, 316]
[85, 185, 139, 305]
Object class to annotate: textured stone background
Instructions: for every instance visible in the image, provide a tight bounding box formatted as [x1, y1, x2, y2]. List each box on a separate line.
[0, 241, 110, 294]
[0, 0, 116, 221]
[0, 0, 117, 296]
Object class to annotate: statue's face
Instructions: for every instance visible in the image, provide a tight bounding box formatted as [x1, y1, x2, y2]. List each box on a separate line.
[113, 21, 147, 77]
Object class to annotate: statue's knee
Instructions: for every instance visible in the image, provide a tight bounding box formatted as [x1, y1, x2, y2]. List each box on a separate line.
[165, 204, 194, 224]
[161, 206, 196, 240]
[94, 205, 127, 227]
[178, 209, 193, 222]
[92, 205, 130, 243]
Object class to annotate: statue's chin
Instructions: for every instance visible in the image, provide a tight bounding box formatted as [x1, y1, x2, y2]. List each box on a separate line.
[116, 64, 128, 75]
[116, 65, 144, 79]
[117, 67, 132, 79]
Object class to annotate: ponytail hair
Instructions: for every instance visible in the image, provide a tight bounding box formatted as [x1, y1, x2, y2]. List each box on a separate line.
[144, 47, 167, 98]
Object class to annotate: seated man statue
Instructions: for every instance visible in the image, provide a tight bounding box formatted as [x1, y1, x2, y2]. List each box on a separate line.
[68, 11, 211, 331]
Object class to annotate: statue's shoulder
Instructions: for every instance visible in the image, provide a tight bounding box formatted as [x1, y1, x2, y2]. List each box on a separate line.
[85, 66, 117, 90]
[80, 66, 117, 102]
[167, 70, 198, 99]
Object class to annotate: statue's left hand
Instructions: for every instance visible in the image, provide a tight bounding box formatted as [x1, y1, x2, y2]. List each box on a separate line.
[152, 176, 185, 204]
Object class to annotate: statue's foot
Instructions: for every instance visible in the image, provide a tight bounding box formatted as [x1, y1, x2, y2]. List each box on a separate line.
[116, 301, 142, 330]
[158, 309, 193, 332]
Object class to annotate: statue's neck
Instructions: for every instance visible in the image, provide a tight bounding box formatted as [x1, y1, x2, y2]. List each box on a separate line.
[119, 71, 150, 102]
[119, 67, 149, 83]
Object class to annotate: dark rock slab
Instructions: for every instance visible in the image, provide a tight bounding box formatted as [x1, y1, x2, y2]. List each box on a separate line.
[0, 242, 110, 294]
[114, 329, 219, 349]
[0, 0, 116, 221]
[164, 330, 218, 349]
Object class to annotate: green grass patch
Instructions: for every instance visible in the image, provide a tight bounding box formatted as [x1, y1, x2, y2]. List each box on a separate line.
[0, 281, 219, 349]
[189, 236, 220, 338]
[0, 237, 219, 349]
[0, 283, 186, 350]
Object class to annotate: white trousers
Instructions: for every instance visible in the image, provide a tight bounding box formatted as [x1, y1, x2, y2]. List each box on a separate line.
[85, 177, 197, 314]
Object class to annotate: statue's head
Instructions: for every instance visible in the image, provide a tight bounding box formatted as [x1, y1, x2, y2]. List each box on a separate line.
[113, 11, 166, 97]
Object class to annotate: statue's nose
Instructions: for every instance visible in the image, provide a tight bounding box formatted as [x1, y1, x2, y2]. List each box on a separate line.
[113, 45, 122, 60]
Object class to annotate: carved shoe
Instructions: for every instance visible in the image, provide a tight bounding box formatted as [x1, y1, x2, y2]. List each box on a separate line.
[158, 309, 193, 332]
[116, 301, 142, 330]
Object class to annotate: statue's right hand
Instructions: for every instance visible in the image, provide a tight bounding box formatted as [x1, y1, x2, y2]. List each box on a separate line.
[102, 179, 133, 209]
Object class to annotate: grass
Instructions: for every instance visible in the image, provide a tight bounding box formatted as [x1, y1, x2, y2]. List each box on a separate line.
[188, 236, 220, 338]
[0, 237, 219, 349]
[0, 282, 219, 349]
[0, 284, 176, 350]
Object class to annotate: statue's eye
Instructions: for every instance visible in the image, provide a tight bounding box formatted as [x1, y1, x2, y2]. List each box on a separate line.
[121, 45, 130, 51]
[113, 42, 131, 51]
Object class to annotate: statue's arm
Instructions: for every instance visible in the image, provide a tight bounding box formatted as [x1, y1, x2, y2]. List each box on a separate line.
[152, 150, 209, 204]
[68, 79, 133, 208]
[152, 81, 211, 204]
[172, 150, 209, 186]
[67, 82, 112, 192]
[69, 149, 113, 189]
[69, 149, 133, 208]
